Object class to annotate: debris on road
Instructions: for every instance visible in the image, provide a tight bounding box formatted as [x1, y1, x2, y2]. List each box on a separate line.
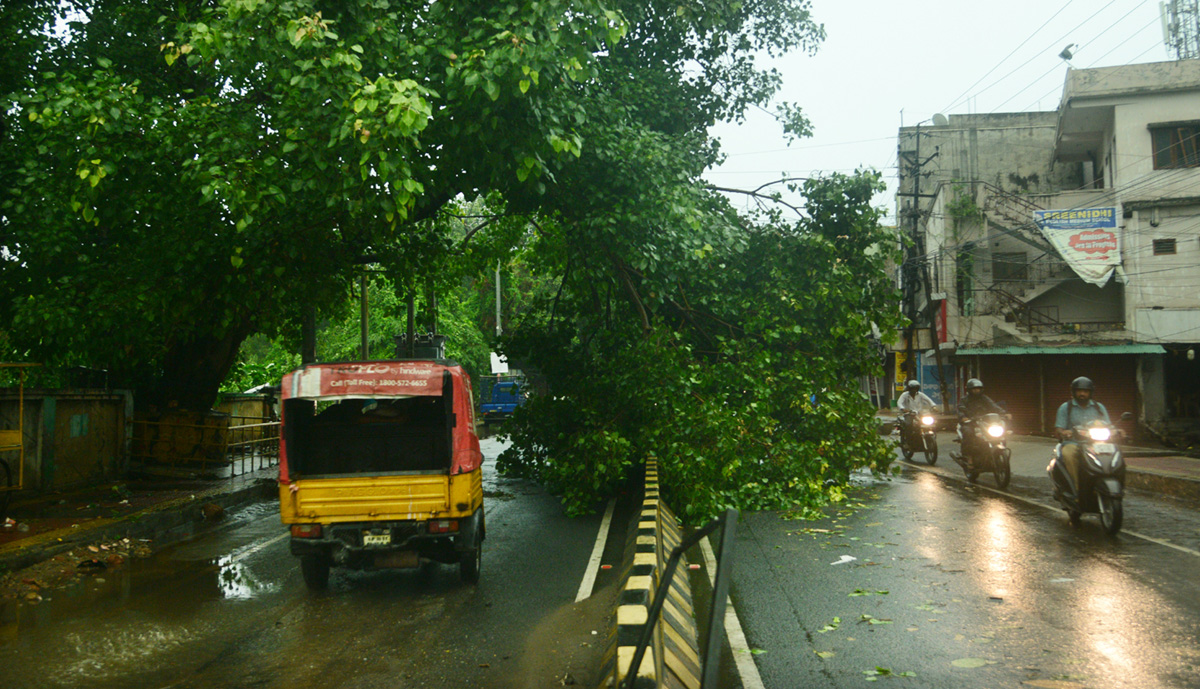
[0, 536, 153, 604]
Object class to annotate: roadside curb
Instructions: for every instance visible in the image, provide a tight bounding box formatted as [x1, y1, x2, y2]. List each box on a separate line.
[0, 476, 277, 575]
[1127, 470, 1200, 506]
[598, 457, 701, 689]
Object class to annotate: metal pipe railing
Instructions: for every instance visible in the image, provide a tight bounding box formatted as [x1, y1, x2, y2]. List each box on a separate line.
[622, 507, 739, 689]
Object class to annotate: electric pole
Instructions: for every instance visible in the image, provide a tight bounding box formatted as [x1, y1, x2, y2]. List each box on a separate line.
[897, 121, 951, 412]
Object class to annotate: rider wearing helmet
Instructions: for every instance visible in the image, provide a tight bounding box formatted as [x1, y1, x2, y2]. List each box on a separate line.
[956, 378, 1005, 463]
[896, 380, 938, 443]
[1054, 377, 1112, 497]
[897, 380, 936, 414]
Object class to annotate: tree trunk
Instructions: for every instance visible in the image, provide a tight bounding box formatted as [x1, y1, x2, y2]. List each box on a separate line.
[145, 323, 254, 413]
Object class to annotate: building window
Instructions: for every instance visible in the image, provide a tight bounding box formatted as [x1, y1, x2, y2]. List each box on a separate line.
[1153, 238, 1177, 255]
[992, 252, 1028, 282]
[1151, 123, 1200, 169]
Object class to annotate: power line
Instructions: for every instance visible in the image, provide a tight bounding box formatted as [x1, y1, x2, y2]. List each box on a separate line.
[1013, 13, 1166, 113]
[940, 0, 1079, 114]
[946, 0, 1123, 113]
[990, 1, 1157, 113]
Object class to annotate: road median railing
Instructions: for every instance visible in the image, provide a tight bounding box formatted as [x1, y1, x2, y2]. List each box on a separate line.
[598, 457, 737, 689]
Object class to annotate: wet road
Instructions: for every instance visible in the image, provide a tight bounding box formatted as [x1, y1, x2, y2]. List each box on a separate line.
[722, 448, 1200, 688]
[0, 438, 626, 689]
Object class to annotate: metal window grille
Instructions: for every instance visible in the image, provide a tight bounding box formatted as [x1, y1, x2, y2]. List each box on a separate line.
[1152, 126, 1200, 169]
[1153, 238, 1177, 256]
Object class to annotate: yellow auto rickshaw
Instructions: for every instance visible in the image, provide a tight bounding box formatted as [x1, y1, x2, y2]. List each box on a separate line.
[278, 359, 484, 589]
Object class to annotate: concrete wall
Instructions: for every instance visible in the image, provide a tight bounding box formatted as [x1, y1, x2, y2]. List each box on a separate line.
[1028, 278, 1124, 324]
[899, 112, 1081, 199]
[1111, 91, 1200, 199]
[1123, 207, 1200, 326]
[0, 390, 132, 491]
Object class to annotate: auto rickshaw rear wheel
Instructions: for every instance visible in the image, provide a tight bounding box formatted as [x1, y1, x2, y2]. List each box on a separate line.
[460, 537, 481, 584]
[301, 554, 331, 590]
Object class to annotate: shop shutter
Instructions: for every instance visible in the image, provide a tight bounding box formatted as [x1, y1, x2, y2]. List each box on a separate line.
[1040, 354, 1137, 435]
[962, 353, 1138, 436]
[976, 356, 1042, 433]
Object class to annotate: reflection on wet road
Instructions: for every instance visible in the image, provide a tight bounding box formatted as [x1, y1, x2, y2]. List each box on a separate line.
[728, 469, 1200, 689]
[0, 438, 617, 689]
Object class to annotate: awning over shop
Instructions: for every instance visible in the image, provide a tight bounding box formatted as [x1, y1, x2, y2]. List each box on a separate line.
[956, 344, 1166, 356]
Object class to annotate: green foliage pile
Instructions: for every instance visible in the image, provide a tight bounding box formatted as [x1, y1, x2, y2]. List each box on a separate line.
[500, 174, 900, 520]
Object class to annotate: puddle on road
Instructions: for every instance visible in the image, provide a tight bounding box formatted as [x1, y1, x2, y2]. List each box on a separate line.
[0, 520, 286, 650]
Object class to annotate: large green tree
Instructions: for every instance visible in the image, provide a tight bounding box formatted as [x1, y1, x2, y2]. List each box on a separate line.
[1, 0, 623, 409]
[3, 0, 903, 518]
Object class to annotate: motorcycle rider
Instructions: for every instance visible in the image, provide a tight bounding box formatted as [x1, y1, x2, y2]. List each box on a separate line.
[896, 380, 936, 444]
[956, 378, 1005, 464]
[1053, 377, 1112, 499]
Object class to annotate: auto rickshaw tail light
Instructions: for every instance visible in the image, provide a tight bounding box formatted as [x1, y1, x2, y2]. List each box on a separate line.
[291, 524, 322, 538]
[428, 519, 459, 534]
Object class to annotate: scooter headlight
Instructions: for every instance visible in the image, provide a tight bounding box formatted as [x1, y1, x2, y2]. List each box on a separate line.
[1088, 427, 1111, 441]
[920, 415, 935, 426]
[986, 424, 1004, 438]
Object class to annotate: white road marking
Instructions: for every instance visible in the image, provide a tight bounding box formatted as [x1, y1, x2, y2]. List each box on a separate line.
[905, 463, 1200, 558]
[228, 532, 290, 563]
[575, 498, 616, 602]
[701, 535, 765, 689]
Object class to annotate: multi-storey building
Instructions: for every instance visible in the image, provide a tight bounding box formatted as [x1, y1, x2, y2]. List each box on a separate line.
[895, 60, 1200, 441]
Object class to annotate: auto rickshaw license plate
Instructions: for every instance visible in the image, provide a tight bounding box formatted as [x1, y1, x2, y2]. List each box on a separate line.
[363, 532, 391, 547]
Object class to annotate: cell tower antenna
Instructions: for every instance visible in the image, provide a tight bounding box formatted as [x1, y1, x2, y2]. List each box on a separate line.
[1162, 0, 1200, 60]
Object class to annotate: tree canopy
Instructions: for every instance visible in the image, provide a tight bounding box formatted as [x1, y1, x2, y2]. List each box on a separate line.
[2, 0, 902, 519]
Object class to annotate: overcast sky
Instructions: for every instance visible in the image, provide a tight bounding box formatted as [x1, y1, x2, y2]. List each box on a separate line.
[705, 0, 1172, 222]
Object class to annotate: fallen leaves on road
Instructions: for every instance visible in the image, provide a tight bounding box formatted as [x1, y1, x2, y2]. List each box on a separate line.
[951, 657, 993, 668]
[864, 667, 915, 681]
[817, 617, 841, 633]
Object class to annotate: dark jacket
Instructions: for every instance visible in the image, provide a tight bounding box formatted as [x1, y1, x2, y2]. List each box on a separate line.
[958, 392, 1004, 421]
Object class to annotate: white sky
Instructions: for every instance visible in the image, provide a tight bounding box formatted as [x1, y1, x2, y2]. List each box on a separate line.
[705, 0, 1172, 223]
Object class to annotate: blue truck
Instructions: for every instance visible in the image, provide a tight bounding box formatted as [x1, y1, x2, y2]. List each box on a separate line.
[480, 379, 524, 424]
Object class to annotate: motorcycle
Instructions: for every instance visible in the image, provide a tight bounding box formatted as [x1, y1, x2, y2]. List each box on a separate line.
[1048, 416, 1130, 536]
[951, 413, 1012, 489]
[896, 409, 938, 465]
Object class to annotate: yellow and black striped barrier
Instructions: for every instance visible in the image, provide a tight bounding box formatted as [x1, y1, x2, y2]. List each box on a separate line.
[598, 456, 702, 689]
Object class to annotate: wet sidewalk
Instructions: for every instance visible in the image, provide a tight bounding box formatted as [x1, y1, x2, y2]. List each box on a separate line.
[0, 468, 278, 576]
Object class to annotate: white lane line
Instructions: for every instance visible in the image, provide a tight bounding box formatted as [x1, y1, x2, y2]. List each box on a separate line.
[905, 463, 1200, 558]
[700, 535, 765, 689]
[229, 532, 290, 563]
[575, 498, 617, 602]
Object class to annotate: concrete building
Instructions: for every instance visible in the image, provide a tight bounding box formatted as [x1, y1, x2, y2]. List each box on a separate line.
[895, 60, 1200, 443]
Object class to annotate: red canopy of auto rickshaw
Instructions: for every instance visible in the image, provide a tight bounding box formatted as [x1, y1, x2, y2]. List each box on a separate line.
[278, 361, 482, 480]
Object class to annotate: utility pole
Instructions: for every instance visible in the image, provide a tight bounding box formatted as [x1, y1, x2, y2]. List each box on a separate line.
[359, 273, 369, 360]
[495, 260, 502, 337]
[302, 306, 316, 364]
[897, 122, 951, 412]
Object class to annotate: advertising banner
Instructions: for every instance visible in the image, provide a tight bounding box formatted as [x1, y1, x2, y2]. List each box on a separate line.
[285, 362, 445, 400]
[1033, 207, 1120, 286]
[894, 350, 908, 392]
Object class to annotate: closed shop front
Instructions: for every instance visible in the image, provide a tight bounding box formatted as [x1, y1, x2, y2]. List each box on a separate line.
[955, 345, 1160, 436]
